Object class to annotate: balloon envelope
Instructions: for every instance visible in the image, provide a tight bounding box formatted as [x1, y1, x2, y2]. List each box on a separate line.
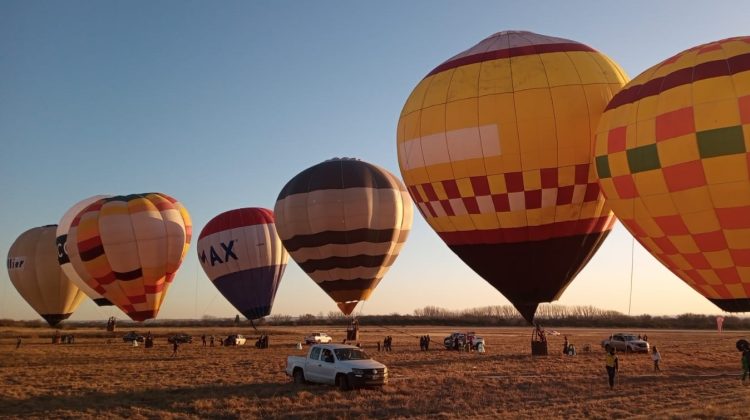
[397, 31, 628, 322]
[594, 36, 750, 312]
[56, 195, 114, 306]
[7, 225, 86, 326]
[197, 208, 288, 320]
[274, 158, 413, 315]
[70, 193, 192, 321]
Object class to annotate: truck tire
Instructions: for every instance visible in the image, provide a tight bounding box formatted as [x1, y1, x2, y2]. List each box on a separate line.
[336, 374, 350, 391]
[293, 369, 306, 385]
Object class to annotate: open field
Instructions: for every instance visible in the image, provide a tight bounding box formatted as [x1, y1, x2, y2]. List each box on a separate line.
[1, 325, 749, 419]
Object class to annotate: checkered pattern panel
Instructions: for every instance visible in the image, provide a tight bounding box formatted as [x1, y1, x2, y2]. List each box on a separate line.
[409, 164, 600, 218]
[594, 36, 750, 302]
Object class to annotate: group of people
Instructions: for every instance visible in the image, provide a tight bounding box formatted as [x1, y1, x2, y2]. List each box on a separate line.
[419, 335, 431, 351]
[604, 343, 663, 389]
[379, 336, 393, 352]
[201, 335, 218, 346]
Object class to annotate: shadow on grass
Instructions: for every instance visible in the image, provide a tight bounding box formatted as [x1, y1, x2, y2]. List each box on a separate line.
[0, 381, 320, 417]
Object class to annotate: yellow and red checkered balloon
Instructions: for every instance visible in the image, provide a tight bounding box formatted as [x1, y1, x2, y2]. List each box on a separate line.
[397, 31, 628, 322]
[594, 36, 750, 312]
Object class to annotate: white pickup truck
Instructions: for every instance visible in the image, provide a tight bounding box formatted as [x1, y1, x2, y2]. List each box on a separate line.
[286, 343, 388, 390]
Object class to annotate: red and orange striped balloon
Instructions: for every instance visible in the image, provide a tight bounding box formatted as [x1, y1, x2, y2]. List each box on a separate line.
[69, 193, 191, 321]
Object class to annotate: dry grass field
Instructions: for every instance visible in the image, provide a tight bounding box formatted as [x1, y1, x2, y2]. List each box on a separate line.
[1, 325, 749, 419]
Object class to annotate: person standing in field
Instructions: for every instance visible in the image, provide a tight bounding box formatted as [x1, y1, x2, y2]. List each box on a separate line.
[605, 347, 619, 389]
[210, 335, 215, 347]
[202, 335, 206, 346]
[741, 341, 750, 385]
[171, 340, 179, 357]
[651, 346, 661, 372]
[16, 336, 21, 349]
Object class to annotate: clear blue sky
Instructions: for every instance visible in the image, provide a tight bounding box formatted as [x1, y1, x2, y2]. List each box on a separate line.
[2, 1, 748, 321]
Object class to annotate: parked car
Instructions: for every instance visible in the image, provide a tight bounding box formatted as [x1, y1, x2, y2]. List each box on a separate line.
[443, 332, 485, 350]
[122, 331, 144, 343]
[601, 333, 649, 353]
[224, 334, 247, 346]
[304, 332, 333, 345]
[167, 333, 193, 344]
[286, 343, 387, 390]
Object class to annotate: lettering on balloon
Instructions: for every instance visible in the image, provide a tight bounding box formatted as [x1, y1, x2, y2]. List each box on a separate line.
[56, 235, 70, 264]
[6, 257, 25, 271]
[198, 240, 238, 267]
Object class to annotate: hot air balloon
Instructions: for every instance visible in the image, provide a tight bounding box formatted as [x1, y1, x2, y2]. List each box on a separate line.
[56, 195, 113, 306]
[274, 158, 413, 315]
[69, 193, 192, 321]
[594, 36, 750, 312]
[396, 31, 628, 323]
[7, 225, 86, 326]
[197, 208, 288, 320]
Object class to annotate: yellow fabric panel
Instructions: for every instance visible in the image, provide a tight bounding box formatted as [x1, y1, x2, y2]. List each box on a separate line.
[656, 134, 699, 166]
[693, 97, 741, 131]
[726, 283, 746, 298]
[510, 54, 549, 91]
[502, 154, 523, 172]
[484, 155, 504, 176]
[668, 254, 692, 271]
[404, 167, 430, 185]
[633, 202, 664, 237]
[478, 58, 514, 96]
[703, 154, 747, 185]
[681, 209, 720, 233]
[522, 170, 542, 190]
[670, 186, 714, 214]
[569, 51, 607, 84]
[725, 228, 750, 249]
[583, 83, 617, 140]
[692, 76, 736, 105]
[670, 235, 700, 254]
[640, 237, 662, 254]
[704, 249, 733, 268]
[640, 194, 677, 217]
[432, 181, 448, 200]
[540, 52, 580, 86]
[525, 208, 543, 226]
[607, 151, 629, 177]
[558, 147, 576, 167]
[99, 201, 129, 216]
[656, 84, 693, 115]
[487, 174, 507, 194]
[733, 71, 750, 96]
[445, 98, 478, 132]
[498, 210, 527, 228]
[451, 214, 476, 230]
[456, 178, 474, 197]
[402, 78, 431, 116]
[478, 93, 518, 146]
[515, 89, 555, 171]
[699, 270, 722, 285]
[635, 94, 659, 123]
[579, 201, 600, 219]
[447, 63, 481, 102]
[708, 182, 750, 207]
[431, 216, 454, 233]
[738, 266, 750, 279]
[452, 158, 486, 179]
[633, 171, 669, 197]
[471, 213, 500, 230]
[422, 69, 454, 108]
[590, 52, 630, 84]
[558, 165, 576, 186]
[426, 163, 454, 182]
[551, 84, 588, 150]
[398, 111, 421, 142]
[419, 104, 446, 137]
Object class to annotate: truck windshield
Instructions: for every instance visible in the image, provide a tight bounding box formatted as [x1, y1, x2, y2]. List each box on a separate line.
[334, 348, 369, 361]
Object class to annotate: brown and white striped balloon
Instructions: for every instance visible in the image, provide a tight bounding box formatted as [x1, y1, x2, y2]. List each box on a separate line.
[274, 158, 413, 315]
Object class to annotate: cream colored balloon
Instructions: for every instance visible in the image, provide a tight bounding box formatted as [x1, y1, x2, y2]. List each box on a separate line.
[7, 225, 86, 326]
[56, 195, 113, 306]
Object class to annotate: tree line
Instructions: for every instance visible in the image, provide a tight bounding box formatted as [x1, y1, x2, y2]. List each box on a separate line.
[1, 304, 748, 330]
